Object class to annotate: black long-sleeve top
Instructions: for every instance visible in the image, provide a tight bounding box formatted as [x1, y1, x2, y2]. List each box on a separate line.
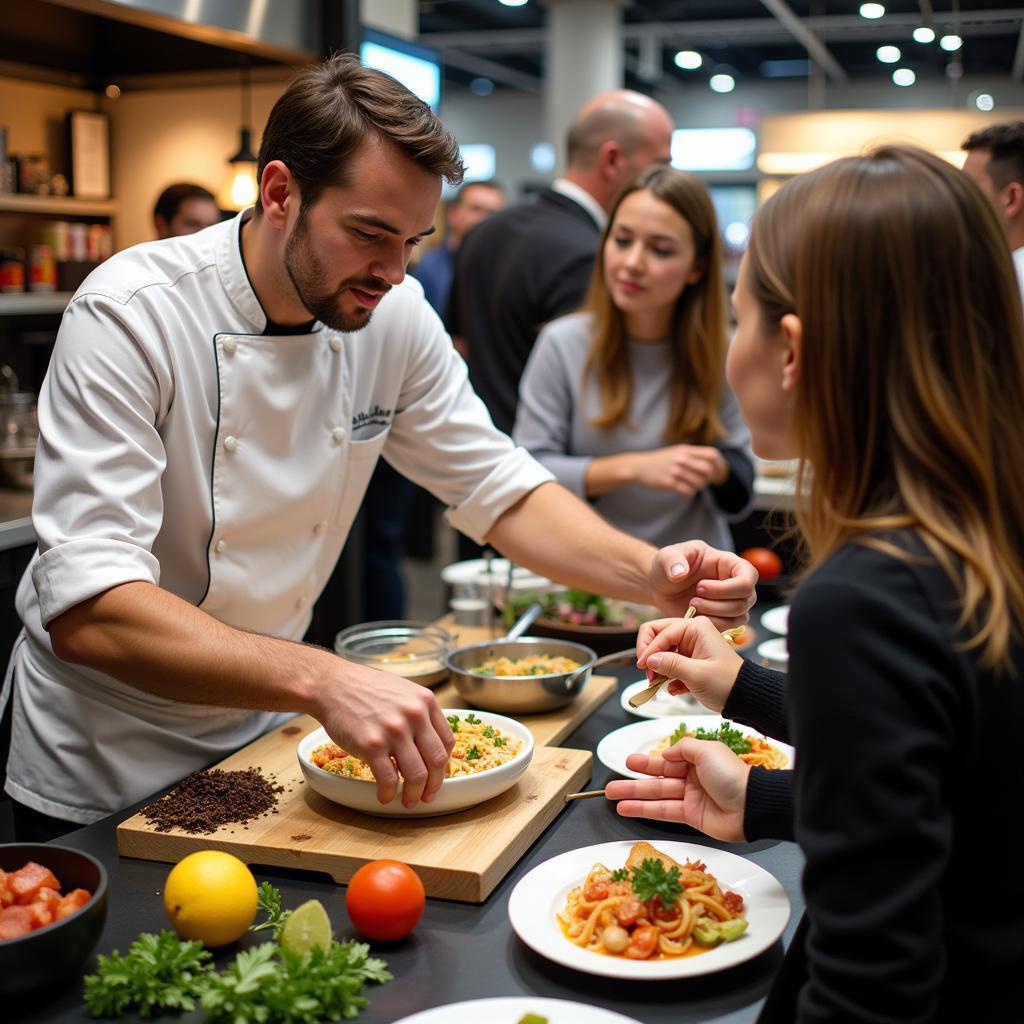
[742, 536, 1024, 1023]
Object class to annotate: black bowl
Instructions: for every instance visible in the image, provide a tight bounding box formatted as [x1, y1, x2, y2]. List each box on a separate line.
[0, 843, 109, 998]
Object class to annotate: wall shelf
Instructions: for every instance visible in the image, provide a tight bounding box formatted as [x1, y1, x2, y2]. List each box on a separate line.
[0, 292, 73, 316]
[0, 194, 118, 216]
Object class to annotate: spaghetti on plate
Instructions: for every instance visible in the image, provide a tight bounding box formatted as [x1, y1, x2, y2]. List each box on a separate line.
[558, 841, 748, 960]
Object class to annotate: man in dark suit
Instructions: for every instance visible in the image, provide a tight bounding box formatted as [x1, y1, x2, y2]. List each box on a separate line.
[447, 89, 674, 438]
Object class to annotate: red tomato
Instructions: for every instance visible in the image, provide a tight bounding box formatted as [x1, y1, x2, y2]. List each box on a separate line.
[740, 547, 784, 582]
[345, 860, 425, 941]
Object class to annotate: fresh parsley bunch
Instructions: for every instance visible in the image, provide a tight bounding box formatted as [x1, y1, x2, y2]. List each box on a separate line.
[669, 720, 752, 756]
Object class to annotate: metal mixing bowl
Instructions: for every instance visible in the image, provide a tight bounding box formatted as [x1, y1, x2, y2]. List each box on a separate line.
[445, 637, 598, 713]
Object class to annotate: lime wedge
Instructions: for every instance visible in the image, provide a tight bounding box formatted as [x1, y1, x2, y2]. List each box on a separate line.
[280, 898, 332, 953]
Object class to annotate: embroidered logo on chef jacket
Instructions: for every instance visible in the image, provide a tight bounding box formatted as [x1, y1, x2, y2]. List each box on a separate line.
[351, 404, 393, 440]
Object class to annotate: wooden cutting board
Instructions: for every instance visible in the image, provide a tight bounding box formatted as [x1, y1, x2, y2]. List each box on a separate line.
[117, 719, 591, 903]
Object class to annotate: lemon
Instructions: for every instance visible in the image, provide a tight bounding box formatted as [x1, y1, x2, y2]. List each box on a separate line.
[163, 850, 258, 947]
[280, 898, 333, 954]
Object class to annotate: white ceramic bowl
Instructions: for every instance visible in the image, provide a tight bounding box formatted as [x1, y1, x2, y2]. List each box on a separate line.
[296, 709, 535, 818]
[756, 637, 789, 672]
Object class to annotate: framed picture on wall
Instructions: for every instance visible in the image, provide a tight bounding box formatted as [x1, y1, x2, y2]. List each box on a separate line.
[67, 110, 110, 199]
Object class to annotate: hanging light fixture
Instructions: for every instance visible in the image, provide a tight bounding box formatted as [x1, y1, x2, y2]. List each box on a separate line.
[218, 65, 259, 211]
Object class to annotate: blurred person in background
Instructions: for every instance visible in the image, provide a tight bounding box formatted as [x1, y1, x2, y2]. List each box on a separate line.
[413, 179, 504, 323]
[447, 89, 673, 558]
[514, 166, 753, 551]
[607, 145, 1024, 1022]
[961, 121, 1024, 300]
[152, 182, 221, 239]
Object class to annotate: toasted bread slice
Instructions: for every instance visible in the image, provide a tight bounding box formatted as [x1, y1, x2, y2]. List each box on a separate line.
[625, 841, 684, 875]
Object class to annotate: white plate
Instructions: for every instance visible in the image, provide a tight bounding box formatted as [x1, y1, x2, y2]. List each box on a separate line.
[440, 558, 551, 592]
[508, 840, 791, 979]
[759, 605, 790, 636]
[619, 679, 714, 719]
[597, 716, 794, 780]
[389, 997, 643, 1024]
[756, 637, 789, 672]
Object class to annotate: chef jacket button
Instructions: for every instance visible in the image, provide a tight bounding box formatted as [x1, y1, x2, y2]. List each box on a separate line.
[215, 538, 227, 554]
[223, 338, 237, 356]
[224, 435, 239, 453]
[329, 337, 342, 353]
[313, 520, 327, 535]
[331, 426, 346, 445]
[297, 594, 310, 609]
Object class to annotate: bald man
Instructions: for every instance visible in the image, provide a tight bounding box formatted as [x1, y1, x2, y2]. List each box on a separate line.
[447, 90, 673, 440]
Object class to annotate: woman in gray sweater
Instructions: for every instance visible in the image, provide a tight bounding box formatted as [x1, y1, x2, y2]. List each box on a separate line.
[513, 166, 754, 551]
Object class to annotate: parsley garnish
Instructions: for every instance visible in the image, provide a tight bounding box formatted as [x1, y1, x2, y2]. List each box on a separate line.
[483, 725, 495, 738]
[465, 713, 481, 724]
[493, 736, 506, 747]
[610, 868, 629, 882]
[629, 858, 683, 909]
[446, 714, 460, 732]
[466, 746, 481, 760]
[669, 721, 752, 756]
[250, 881, 291, 939]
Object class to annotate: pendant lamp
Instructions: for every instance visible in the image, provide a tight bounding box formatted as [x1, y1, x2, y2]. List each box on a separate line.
[218, 66, 259, 211]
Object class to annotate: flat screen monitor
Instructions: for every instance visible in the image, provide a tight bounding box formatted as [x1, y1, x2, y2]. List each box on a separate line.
[360, 29, 441, 111]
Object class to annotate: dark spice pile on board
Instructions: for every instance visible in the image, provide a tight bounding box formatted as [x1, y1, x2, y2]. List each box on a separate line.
[139, 766, 285, 834]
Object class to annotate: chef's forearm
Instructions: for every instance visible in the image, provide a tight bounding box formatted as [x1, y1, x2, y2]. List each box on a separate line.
[484, 481, 657, 604]
[46, 580, 332, 715]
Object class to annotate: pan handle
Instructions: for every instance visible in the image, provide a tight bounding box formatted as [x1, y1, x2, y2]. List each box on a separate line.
[566, 646, 637, 686]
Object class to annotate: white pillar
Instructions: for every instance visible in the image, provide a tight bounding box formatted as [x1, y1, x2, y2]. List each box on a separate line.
[544, 0, 625, 176]
[359, 0, 417, 39]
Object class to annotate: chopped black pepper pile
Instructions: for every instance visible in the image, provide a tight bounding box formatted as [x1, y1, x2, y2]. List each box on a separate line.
[139, 766, 284, 834]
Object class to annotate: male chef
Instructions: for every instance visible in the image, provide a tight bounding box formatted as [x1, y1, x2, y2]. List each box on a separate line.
[1, 54, 756, 840]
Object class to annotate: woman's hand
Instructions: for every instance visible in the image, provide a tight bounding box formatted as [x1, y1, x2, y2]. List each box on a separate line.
[606, 738, 750, 843]
[636, 614, 744, 713]
[631, 445, 729, 496]
[647, 541, 757, 630]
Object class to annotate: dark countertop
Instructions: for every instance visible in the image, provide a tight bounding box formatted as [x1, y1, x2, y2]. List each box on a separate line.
[15, 662, 803, 1024]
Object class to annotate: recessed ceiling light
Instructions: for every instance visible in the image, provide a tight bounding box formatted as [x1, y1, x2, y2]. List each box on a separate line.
[940, 34, 963, 52]
[499, 0, 529, 6]
[892, 67, 916, 87]
[709, 73, 736, 94]
[674, 50, 703, 70]
[876, 45, 901, 64]
[975, 93, 994, 112]
[859, 3, 885, 18]
[913, 27, 936, 44]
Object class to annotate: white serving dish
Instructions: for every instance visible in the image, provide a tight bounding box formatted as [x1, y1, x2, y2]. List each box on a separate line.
[296, 709, 534, 818]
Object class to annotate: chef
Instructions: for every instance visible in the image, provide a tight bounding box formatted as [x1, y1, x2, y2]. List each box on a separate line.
[1, 54, 757, 841]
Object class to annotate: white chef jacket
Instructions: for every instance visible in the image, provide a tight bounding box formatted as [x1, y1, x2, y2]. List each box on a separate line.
[2, 210, 553, 824]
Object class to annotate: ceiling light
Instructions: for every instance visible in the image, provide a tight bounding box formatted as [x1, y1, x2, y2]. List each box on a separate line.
[913, 26, 936, 43]
[218, 67, 259, 212]
[940, 34, 962, 52]
[892, 68, 916, 87]
[499, 0, 528, 6]
[530, 142, 556, 174]
[876, 45, 901, 64]
[859, 3, 885, 18]
[470, 77, 494, 96]
[674, 50, 703, 70]
[974, 93, 994, 112]
[709, 73, 736, 94]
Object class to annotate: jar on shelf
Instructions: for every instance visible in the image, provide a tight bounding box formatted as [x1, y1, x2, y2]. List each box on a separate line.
[27, 244, 56, 292]
[0, 249, 25, 293]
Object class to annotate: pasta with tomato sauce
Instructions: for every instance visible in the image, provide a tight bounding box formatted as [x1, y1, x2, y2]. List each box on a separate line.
[557, 842, 748, 960]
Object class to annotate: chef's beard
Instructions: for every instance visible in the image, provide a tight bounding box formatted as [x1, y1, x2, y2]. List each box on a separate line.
[283, 205, 390, 333]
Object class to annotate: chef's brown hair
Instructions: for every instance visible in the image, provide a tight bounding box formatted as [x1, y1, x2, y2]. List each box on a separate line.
[747, 144, 1024, 669]
[582, 165, 729, 445]
[256, 52, 463, 212]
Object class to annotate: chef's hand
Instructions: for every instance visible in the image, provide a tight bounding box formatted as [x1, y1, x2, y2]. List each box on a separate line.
[636, 614, 744, 714]
[605, 738, 749, 843]
[315, 664, 455, 808]
[648, 540, 757, 629]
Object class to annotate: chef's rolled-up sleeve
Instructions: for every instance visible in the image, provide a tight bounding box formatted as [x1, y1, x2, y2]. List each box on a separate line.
[31, 292, 168, 626]
[379, 289, 554, 544]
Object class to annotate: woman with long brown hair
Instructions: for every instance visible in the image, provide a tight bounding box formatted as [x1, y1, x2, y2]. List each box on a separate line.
[606, 145, 1024, 1020]
[513, 165, 753, 550]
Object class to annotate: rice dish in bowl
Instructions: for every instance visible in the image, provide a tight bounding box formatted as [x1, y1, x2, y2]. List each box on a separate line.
[297, 709, 535, 817]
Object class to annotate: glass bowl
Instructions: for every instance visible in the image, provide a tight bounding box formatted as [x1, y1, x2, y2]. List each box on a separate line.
[334, 620, 451, 688]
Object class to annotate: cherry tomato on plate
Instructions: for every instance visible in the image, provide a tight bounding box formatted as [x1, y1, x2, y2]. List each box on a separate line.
[740, 547, 784, 582]
[345, 859, 425, 941]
